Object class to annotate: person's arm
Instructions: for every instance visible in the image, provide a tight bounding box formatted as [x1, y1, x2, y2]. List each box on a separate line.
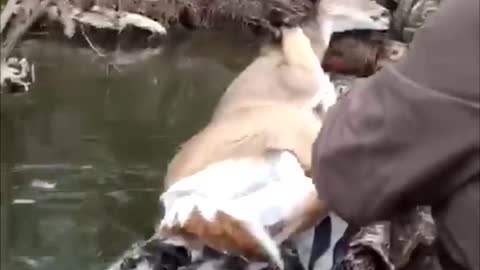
[312, 0, 479, 226]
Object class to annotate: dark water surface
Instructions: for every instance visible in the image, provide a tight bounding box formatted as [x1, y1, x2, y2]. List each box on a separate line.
[0, 30, 259, 270]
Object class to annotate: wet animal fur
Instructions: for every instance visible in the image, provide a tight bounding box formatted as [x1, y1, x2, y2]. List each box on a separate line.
[162, 0, 391, 186]
[163, 21, 332, 188]
[163, 106, 322, 187]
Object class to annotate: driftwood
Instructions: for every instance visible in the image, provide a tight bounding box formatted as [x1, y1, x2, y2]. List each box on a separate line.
[1, 0, 51, 92]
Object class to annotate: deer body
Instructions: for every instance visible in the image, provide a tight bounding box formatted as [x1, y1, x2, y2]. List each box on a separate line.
[157, 1, 391, 269]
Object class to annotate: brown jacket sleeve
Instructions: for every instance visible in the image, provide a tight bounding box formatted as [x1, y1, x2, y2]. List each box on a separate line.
[312, 0, 479, 226]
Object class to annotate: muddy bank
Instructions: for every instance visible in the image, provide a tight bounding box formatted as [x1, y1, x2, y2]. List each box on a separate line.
[1, 0, 442, 93]
[0, 0, 315, 60]
[0, 0, 314, 92]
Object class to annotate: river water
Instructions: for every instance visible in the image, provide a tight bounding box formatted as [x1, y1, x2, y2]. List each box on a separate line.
[0, 30, 259, 270]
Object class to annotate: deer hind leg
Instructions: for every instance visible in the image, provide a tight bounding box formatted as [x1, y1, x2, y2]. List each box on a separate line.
[281, 26, 338, 113]
[281, 26, 321, 74]
[316, 18, 338, 113]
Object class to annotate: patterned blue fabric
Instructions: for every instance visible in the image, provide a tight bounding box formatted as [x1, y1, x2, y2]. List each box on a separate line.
[308, 216, 332, 270]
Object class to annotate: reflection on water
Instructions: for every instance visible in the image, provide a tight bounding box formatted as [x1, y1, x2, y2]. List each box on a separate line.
[0, 30, 258, 270]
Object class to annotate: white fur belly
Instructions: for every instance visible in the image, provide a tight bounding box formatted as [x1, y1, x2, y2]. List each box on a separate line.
[161, 151, 313, 224]
[158, 151, 317, 268]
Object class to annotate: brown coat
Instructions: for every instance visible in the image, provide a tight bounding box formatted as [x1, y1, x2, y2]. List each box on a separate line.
[311, 0, 479, 269]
